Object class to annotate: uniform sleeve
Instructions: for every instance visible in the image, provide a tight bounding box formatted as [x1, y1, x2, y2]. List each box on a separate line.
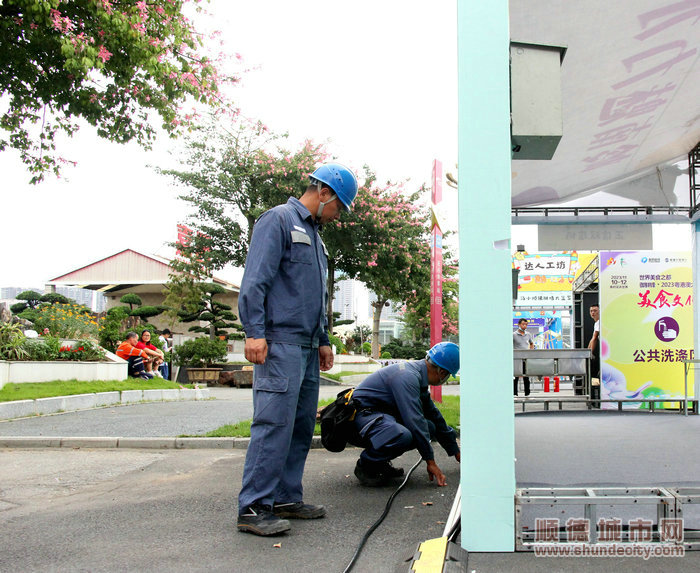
[421, 396, 460, 456]
[238, 210, 286, 340]
[318, 234, 330, 347]
[388, 372, 435, 461]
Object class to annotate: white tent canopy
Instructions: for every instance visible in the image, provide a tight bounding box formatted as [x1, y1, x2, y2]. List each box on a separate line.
[509, 0, 700, 208]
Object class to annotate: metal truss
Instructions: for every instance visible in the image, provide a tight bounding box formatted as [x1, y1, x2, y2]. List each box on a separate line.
[516, 487, 700, 551]
[691, 142, 700, 219]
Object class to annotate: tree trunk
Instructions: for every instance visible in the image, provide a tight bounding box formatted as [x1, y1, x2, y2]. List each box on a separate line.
[246, 214, 256, 245]
[371, 299, 386, 358]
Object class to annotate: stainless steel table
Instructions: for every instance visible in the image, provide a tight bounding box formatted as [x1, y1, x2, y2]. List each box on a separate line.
[514, 349, 592, 395]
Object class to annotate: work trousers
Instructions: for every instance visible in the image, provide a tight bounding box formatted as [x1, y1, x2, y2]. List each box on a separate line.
[238, 343, 319, 512]
[354, 410, 436, 464]
[127, 357, 146, 378]
[514, 376, 530, 396]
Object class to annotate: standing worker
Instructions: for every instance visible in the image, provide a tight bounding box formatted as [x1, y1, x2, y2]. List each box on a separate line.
[236, 163, 358, 536]
[588, 303, 601, 380]
[513, 318, 534, 396]
[351, 342, 461, 487]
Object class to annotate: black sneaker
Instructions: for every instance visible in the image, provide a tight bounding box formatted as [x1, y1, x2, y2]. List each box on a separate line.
[237, 503, 291, 536]
[354, 459, 389, 487]
[273, 502, 326, 519]
[377, 460, 404, 479]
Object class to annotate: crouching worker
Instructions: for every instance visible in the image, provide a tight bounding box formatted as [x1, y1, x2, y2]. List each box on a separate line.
[351, 342, 461, 487]
[116, 332, 153, 380]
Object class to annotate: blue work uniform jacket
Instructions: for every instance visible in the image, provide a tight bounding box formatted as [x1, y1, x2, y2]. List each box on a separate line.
[352, 360, 459, 461]
[239, 197, 330, 348]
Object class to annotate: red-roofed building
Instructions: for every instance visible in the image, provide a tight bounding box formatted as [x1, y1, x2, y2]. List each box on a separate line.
[46, 249, 240, 337]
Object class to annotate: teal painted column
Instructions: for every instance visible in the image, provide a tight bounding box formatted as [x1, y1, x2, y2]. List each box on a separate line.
[457, 0, 515, 551]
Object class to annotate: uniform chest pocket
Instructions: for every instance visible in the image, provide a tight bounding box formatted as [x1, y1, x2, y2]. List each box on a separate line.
[290, 230, 313, 264]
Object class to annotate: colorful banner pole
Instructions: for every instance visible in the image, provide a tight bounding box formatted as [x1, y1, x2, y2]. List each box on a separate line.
[431, 159, 444, 402]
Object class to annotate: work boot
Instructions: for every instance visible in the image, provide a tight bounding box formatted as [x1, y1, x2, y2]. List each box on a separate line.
[377, 460, 404, 479]
[354, 459, 389, 487]
[273, 502, 326, 519]
[237, 503, 291, 536]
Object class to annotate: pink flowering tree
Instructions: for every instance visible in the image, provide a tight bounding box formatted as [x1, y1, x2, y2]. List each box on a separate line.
[159, 115, 327, 269]
[0, 0, 236, 183]
[322, 170, 432, 357]
[399, 261, 459, 343]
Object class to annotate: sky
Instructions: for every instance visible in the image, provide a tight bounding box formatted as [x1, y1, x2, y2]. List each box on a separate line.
[0, 1, 692, 290]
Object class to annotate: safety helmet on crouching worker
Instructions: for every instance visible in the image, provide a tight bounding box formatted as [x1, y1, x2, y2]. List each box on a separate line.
[427, 342, 460, 377]
[309, 163, 358, 212]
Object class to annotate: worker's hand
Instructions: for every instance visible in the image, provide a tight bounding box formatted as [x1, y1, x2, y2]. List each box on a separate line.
[244, 337, 268, 365]
[455, 452, 461, 463]
[319, 345, 334, 371]
[426, 460, 447, 486]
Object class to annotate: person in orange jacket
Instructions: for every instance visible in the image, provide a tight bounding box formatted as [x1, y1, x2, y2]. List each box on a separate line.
[116, 332, 153, 380]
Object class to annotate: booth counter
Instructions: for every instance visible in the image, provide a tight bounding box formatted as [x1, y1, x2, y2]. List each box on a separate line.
[514, 348, 592, 395]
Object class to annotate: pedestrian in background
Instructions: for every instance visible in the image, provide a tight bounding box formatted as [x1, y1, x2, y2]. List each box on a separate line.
[513, 318, 534, 396]
[236, 163, 358, 536]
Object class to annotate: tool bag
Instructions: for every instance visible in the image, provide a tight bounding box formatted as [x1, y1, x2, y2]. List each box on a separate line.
[319, 388, 358, 452]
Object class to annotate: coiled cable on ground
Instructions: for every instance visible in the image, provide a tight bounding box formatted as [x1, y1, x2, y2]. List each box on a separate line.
[342, 457, 424, 573]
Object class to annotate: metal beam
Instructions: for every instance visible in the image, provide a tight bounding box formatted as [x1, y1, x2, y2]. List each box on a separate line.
[512, 206, 690, 225]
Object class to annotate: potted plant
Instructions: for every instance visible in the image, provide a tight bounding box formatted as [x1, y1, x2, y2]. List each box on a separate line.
[173, 337, 228, 384]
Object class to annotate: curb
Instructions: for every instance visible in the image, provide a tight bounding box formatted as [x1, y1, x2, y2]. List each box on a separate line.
[0, 388, 211, 422]
[0, 435, 325, 450]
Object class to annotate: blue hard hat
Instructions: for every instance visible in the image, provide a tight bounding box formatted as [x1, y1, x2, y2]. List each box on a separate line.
[309, 163, 358, 212]
[427, 342, 460, 376]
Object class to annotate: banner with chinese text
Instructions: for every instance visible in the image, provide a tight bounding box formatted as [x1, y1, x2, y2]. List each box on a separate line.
[513, 252, 597, 308]
[599, 251, 693, 409]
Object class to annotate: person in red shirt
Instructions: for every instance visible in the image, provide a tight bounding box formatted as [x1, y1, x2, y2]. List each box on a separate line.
[136, 330, 165, 377]
[116, 332, 152, 380]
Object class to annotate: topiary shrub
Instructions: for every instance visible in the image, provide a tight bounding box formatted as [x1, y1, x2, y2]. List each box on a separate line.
[173, 337, 228, 368]
[381, 351, 392, 359]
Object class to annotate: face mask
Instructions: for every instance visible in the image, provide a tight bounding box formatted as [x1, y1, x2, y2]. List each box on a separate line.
[439, 369, 451, 385]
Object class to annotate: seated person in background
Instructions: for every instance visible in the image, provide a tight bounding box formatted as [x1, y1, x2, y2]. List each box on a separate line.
[136, 330, 165, 377]
[158, 329, 172, 380]
[158, 329, 172, 352]
[116, 332, 152, 380]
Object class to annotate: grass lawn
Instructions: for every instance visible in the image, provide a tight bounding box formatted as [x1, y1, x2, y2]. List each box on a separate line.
[0, 379, 186, 403]
[321, 371, 375, 382]
[197, 395, 460, 438]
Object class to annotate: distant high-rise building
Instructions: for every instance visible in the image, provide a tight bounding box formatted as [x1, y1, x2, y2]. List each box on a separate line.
[332, 279, 371, 324]
[0, 286, 105, 312]
[0, 286, 43, 300]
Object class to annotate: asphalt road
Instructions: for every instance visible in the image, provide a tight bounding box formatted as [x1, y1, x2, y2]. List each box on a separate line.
[2, 386, 700, 571]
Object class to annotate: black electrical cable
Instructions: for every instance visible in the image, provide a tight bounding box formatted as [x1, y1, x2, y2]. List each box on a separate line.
[342, 457, 424, 573]
[446, 517, 461, 543]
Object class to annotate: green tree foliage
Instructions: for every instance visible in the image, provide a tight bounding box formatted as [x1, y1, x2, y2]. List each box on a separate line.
[10, 289, 43, 314]
[119, 293, 143, 309]
[40, 292, 70, 305]
[177, 282, 242, 340]
[98, 306, 131, 351]
[158, 115, 327, 269]
[400, 251, 459, 343]
[1, 0, 235, 183]
[322, 170, 432, 357]
[381, 338, 430, 360]
[173, 336, 227, 367]
[130, 305, 168, 324]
